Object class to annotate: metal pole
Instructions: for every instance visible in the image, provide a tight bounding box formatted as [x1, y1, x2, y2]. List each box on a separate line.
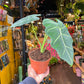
[19, 0, 27, 79]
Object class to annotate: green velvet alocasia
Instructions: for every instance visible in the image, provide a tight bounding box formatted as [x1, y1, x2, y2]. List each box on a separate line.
[11, 14, 74, 66]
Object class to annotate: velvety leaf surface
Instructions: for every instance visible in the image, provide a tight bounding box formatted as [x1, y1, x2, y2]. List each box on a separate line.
[43, 19, 74, 66]
[11, 14, 41, 27]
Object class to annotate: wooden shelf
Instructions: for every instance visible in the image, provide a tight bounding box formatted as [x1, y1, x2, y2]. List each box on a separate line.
[73, 46, 84, 55]
[74, 59, 84, 72]
[73, 46, 84, 72]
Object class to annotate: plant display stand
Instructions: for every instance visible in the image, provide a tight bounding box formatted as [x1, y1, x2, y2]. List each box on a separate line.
[73, 46, 84, 84]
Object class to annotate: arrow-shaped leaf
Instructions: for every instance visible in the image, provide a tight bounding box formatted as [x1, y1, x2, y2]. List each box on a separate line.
[43, 19, 74, 66]
[11, 14, 41, 27]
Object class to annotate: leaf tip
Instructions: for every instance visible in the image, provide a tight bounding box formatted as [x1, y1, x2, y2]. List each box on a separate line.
[69, 62, 73, 67]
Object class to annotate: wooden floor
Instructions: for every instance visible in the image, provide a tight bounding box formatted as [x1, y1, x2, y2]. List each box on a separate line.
[50, 63, 81, 84]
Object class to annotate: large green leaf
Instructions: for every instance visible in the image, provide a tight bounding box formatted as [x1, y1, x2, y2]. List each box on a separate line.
[43, 19, 74, 66]
[11, 14, 41, 27]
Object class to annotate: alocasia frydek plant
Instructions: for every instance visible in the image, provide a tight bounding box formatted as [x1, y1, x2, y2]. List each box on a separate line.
[11, 14, 74, 66]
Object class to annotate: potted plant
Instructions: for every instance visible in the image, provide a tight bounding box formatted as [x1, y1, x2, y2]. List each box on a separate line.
[11, 14, 74, 74]
[49, 56, 58, 67]
[72, 3, 81, 24]
[80, 42, 84, 51]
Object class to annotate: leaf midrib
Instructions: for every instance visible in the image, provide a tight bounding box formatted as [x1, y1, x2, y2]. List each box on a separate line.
[59, 29, 72, 64]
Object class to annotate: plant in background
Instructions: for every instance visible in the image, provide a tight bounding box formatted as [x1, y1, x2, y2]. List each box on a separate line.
[74, 9, 81, 20]
[78, 25, 81, 30]
[64, 2, 73, 14]
[75, 1, 84, 14]
[80, 42, 84, 50]
[11, 14, 74, 66]
[49, 57, 58, 66]
[68, 28, 74, 34]
[73, 38, 77, 46]
[81, 16, 84, 20]
[26, 24, 38, 40]
[72, 3, 81, 20]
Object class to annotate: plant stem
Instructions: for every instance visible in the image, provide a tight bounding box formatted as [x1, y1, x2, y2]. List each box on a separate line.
[43, 43, 49, 53]
[31, 24, 48, 53]
[31, 24, 41, 47]
[40, 34, 48, 53]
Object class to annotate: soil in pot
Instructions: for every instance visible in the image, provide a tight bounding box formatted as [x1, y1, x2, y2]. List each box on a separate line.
[30, 48, 51, 61]
[29, 48, 51, 74]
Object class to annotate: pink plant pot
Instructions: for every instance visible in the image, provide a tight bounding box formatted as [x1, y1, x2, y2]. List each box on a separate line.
[76, 68, 81, 77]
[75, 56, 81, 64]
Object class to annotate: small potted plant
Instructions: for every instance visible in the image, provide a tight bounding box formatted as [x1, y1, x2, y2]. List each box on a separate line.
[49, 56, 58, 67]
[11, 14, 74, 74]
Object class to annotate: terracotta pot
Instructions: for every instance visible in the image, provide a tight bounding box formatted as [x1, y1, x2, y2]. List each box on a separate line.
[28, 48, 51, 74]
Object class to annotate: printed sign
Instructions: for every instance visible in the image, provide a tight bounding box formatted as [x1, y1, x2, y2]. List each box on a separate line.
[13, 30, 22, 49]
[7, 15, 13, 25]
[2, 26, 8, 37]
[1, 54, 9, 66]
[0, 40, 9, 55]
[0, 59, 3, 70]
[0, 9, 7, 21]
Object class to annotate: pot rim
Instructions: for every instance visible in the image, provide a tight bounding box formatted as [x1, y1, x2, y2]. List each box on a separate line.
[28, 48, 51, 62]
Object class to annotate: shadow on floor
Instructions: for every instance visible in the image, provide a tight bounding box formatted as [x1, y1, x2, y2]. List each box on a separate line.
[50, 62, 81, 84]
